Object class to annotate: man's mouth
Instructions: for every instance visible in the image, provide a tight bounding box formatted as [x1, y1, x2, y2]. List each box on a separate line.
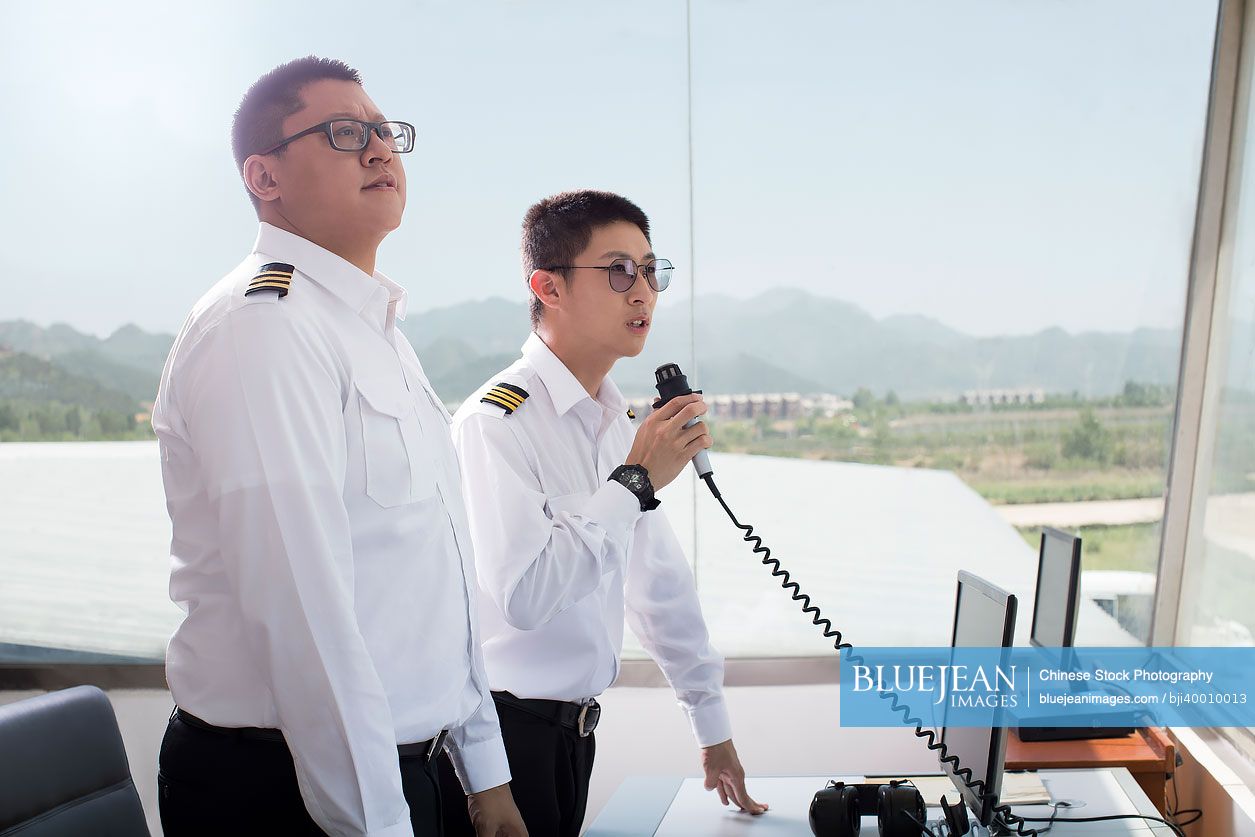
[627, 317, 650, 332]
[364, 174, 397, 191]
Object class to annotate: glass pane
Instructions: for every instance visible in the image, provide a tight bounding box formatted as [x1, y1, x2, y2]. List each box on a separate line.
[687, 0, 1218, 655]
[0, 0, 691, 664]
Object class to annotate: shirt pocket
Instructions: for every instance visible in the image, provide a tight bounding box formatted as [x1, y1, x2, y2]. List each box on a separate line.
[355, 376, 437, 508]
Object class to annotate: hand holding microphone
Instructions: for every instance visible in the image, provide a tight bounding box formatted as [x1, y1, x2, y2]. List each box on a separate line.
[653, 363, 714, 478]
[623, 363, 712, 491]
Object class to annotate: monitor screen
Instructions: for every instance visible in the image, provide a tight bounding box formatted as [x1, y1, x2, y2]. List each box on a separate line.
[940, 570, 1017, 827]
[1030, 528, 1082, 648]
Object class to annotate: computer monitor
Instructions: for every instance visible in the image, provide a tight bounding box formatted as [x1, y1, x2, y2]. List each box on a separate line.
[940, 570, 1018, 828]
[1030, 528, 1082, 648]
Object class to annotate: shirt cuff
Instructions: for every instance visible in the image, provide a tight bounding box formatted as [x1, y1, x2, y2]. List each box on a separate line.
[584, 480, 644, 546]
[687, 698, 734, 749]
[365, 818, 416, 837]
[445, 733, 512, 795]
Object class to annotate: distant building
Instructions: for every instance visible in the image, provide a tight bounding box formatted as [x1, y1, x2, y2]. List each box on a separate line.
[960, 387, 1046, 407]
[625, 393, 853, 421]
[802, 393, 855, 418]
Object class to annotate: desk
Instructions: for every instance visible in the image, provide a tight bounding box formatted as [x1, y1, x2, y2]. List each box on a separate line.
[587, 769, 1175, 835]
[1005, 727, 1175, 814]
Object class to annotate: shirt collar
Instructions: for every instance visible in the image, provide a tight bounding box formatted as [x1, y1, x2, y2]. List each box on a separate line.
[522, 332, 626, 417]
[252, 222, 407, 321]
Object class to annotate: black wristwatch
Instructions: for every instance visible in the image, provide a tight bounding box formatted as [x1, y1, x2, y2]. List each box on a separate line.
[608, 464, 660, 512]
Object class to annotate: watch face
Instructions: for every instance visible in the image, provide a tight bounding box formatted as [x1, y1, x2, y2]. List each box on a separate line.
[626, 472, 644, 490]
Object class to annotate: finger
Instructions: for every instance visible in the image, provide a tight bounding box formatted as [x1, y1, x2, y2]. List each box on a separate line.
[726, 777, 769, 814]
[672, 400, 709, 425]
[717, 782, 729, 806]
[681, 429, 712, 454]
[652, 393, 701, 421]
[722, 777, 754, 813]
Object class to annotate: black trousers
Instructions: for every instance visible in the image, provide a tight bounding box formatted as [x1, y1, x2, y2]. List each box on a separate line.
[438, 695, 596, 837]
[158, 712, 444, 836]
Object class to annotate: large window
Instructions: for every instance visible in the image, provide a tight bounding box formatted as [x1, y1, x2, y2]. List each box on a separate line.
[681, 0, 1219, 655]
[0, 1, 1228, 673]
[0, 0, 691, 665]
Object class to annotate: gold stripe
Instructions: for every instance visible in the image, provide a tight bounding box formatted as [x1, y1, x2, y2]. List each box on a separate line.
[484, 392, 521, 409]
[481, 395, 516, 413]
[249, 275, 292, 286]
[245, 282, 290, 294]
[488, 388, 524, 408]
[253, 270, 293, 279]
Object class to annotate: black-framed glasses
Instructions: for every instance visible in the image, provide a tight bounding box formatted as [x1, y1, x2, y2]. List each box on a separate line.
[545, 258, 673, 293]
[258, 119, 416, 156]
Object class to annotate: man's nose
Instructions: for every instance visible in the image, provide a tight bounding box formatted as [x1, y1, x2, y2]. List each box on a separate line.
[361, 128, 394, 166]
[628, 270, 656, 305]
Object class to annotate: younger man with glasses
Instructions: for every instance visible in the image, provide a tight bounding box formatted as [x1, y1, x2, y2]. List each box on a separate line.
[438, 190, 767, 836]
[152, 57, 525, 836]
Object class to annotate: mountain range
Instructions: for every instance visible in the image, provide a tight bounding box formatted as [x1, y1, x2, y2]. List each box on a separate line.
[0, 288, 1200, 410]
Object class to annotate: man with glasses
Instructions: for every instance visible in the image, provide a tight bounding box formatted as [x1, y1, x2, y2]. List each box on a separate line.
[438, 190, 767, 836]
[152, 57, 525, 836]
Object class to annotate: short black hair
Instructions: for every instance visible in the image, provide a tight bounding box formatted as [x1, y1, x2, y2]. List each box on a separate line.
[522, 190, 652, 329]
[231, 56, 363, 210]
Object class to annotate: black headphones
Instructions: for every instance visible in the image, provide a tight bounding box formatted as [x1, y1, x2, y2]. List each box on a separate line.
[809, 780, 971, 837]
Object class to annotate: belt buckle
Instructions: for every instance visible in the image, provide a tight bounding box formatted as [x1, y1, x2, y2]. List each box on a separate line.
[577, 700, 600, 737]
[426, 729, 449, 763]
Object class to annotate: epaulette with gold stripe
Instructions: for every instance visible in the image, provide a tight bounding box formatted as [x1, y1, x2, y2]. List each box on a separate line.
[626, 407, 636, 419]
[480, 382, 529, 415]
[244, 262, 295, 298]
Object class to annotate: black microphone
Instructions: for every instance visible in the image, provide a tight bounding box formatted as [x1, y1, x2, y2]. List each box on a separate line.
[654, 363, 713, 477]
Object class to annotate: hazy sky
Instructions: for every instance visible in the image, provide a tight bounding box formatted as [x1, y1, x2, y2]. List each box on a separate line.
[0, 0, 1219, 339]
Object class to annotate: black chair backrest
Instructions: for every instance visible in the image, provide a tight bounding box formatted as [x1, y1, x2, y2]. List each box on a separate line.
[0, 685, 149, 836]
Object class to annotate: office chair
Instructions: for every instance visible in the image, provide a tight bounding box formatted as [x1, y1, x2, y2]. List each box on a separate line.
[0, 684, 149, 836]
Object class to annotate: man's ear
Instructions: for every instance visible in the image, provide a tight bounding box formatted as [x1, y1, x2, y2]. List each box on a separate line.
[242, 154, 282, 204]
[529, 269, 563, 314]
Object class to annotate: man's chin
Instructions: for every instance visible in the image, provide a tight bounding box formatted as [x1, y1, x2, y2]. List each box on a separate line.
[362, 210, 404, 238]
[359, 193, 404, 226]
[620, 337, 648, 359]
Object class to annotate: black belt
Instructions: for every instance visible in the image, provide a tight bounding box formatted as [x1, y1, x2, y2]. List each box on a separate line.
[174, 708, 448, 763]
[492, 691, 600, 737]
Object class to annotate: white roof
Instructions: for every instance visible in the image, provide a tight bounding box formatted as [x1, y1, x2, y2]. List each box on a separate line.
[628, 453, 1140, 657]
[0, 443, 1140, 661]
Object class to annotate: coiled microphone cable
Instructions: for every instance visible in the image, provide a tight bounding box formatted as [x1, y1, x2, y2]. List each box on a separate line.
[698, 471, 1184, 837]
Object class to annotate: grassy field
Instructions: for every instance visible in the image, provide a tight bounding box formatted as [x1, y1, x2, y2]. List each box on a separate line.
[1016, 523, 1161, 573]
[709, 398, 1176, 506]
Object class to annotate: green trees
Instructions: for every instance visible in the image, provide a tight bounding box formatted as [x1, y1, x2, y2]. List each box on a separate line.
[0, 400, 148, 442]
[1062, 408, 1113, 464]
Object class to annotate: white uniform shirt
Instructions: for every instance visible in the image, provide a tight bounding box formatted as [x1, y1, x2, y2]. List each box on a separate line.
[451, 333, 732, 747]
[152, 223, 509, 837]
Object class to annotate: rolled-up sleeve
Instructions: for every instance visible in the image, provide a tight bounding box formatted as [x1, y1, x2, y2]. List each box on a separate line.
[180, 304, 412, 837]
[453, 412, 642, 631]
[624, 509, 733, 748]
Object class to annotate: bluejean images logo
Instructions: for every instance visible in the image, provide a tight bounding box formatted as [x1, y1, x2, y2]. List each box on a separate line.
[839, 647, 1255, 729]
[851, 662, 1020, 710]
